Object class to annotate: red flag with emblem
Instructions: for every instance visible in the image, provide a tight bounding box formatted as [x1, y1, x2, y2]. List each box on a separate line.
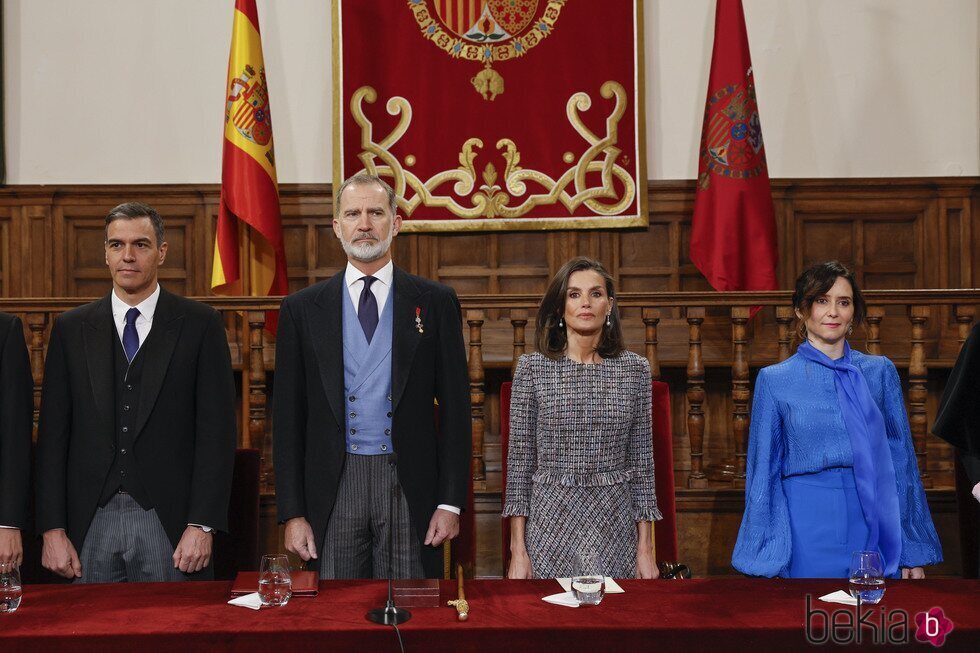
[212, 0, 287, 332]
[691, 0, 778, 296]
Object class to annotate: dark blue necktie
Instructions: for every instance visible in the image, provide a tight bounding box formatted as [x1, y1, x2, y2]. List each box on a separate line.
[123, 307, 141, 362]
[357, 276, 379, 343]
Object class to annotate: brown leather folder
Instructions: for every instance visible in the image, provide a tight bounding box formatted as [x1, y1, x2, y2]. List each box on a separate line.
[231, 570, 319, 597]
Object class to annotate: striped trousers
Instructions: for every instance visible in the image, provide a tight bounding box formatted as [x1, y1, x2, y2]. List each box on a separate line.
[77, 492, 186, 583]
[319, 453, 424, 579]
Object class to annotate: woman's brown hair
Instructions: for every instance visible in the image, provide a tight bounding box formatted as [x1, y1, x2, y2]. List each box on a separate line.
[535, 257, 625, 360]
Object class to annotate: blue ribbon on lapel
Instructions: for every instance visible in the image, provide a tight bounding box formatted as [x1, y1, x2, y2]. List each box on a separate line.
[796, 340, 902, 576]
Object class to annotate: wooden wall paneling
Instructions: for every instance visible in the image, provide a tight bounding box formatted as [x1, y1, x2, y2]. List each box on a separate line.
[0, 205, 11, 297]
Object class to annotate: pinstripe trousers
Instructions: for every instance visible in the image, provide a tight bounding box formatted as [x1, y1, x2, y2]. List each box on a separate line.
[319, 454, 424, 579]
[77, 492, 185, 583]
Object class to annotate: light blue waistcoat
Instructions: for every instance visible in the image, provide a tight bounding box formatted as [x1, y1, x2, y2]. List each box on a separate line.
[342, 284, 394, 455]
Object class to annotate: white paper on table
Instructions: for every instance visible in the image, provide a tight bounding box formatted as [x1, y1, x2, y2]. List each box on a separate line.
[542, 591, 580, 608]
[228, 592, 264, 610]
[818, 590, 858, 606]
[556, 577, 625, 593]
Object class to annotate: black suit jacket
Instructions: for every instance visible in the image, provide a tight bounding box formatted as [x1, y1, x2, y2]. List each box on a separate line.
[36, 289, 237, 554]
[273, 267, 471, 578]
[0, 313, 34, 529]
[934, 322, 980, 457]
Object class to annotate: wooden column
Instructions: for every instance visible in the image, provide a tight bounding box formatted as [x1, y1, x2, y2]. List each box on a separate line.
[908, 305, 931, 488]
[246, 311, 272, 493]
[954, 304, 976, 344]
[467, 310, 486, 483]
[775, 307, 795, 362]
[509, 309, 528, 376]
[865, 306, 885, 356]
[26, 313, 48, 439]
[686, 307, 707, 489]
[642, 308, 661, 381]
[731, 307, 750, 487]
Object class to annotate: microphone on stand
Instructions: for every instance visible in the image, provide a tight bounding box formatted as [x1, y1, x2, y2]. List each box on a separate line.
[367, 452, 411, 625]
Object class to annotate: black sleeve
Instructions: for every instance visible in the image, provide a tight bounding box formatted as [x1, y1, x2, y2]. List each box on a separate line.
[433, 287, 472, 509]
[186, 309, 238, 532]
[962, 451, 980, 488]
[35, 317, 72, 533]
[272, 296, 308, 522]
[0, 316, 34, 529]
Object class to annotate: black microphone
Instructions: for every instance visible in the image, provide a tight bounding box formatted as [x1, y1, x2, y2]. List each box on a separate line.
[367, 451, 411, 625]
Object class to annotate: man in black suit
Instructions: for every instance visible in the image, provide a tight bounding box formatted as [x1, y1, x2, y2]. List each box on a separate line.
[36, 202, 236, 582]
[934, 322, 980, 577]
[274, 174, 470, 579]
[0, 312, 34, 567]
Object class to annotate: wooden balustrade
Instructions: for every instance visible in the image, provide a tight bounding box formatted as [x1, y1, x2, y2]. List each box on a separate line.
[467, 310, 487, 485]
[642, 308, 661, 381]
[509, 309, 528, 376]
[775, 307, 795, 362]
[908, 305, 932, 487]
[2, 289, 978, 496]
[730, 307, 751, 488]
[685, 307, 708, 489]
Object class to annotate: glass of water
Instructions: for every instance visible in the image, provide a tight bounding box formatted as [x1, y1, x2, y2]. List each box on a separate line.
[0, 561, 23, 614]
[849, 550, 885, 604]
[570, 550, 605, 606]
[258, 554, 292, 607]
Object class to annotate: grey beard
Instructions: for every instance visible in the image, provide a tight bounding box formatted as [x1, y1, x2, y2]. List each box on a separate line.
[340, 230, 393, 263]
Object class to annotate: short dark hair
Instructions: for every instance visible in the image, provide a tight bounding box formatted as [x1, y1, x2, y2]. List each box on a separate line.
[334, 173, 398, 217]
[792, 260, 867, 334]
[535, 257, 625, 360]
[105, 202, 165, 246]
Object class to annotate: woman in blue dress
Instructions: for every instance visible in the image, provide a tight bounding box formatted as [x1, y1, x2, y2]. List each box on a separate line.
[732, 261, 942, 578]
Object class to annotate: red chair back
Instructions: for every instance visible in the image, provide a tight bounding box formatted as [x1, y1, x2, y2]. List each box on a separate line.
[500, 379, 677, 573]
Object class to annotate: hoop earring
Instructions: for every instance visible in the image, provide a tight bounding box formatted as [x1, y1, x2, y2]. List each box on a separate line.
[558, 317, 564, 328]
[605, 312, 612, 327]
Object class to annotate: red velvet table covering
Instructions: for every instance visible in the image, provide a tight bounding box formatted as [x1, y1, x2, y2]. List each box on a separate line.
[1, 579, 977, 652]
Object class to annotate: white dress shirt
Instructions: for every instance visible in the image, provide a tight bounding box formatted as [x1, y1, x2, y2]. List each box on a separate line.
[342, 262, 460, 516]
[111, 284, 160, 352]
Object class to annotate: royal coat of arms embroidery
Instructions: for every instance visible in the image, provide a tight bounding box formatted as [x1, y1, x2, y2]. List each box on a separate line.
[697, 67, 767, 191]
[226, 64, 275, 164]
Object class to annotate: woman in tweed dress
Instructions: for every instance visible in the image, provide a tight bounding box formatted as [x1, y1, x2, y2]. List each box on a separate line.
[504, 257, 661, 579]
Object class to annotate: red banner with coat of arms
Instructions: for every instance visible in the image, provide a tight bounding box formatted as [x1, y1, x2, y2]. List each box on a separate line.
[334, 0, 647, 231]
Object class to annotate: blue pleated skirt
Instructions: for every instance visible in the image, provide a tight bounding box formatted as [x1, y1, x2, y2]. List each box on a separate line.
[783, 467, 872, 578]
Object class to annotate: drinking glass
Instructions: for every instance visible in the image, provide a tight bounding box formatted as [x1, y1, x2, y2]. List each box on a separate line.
[848, 550, 885, 604]
[0, 561, 22, 613]
[258, 554, 292, 607]
[570, 550, 605, 606]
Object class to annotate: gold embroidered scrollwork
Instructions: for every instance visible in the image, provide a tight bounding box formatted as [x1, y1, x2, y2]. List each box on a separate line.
[349, 81, 636, 220]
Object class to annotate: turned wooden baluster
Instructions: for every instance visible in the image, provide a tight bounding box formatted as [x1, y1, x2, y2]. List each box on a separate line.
[467, 310, 486, 482]
[509, 309, 528, 376]
[865, 306, 885, 355]
[642, 308, 661, 381]
[775, 307, 795, 361]
[907, 305, 931, 488]
[731, 307, 750, 487]
[954, 304, 975, 344]
[246, 311, 273, 493]
[26, 313, 48, 439]
[686, 307, 707, 489]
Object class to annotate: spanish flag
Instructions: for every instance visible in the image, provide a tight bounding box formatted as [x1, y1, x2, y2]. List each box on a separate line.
[212, 0, 287, 332]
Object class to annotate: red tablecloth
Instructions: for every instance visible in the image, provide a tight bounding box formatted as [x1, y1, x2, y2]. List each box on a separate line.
[1, 579, 977, 652]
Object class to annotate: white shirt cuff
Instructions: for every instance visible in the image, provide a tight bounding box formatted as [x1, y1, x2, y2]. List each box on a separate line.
[188, 523, 214, 533]
[972, 482, 980, 505]
[0, 525, 18, 530]
[436, 504, 461, 515]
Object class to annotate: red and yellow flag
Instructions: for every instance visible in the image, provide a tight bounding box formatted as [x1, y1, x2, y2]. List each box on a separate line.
[212, 0, 287, 331]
